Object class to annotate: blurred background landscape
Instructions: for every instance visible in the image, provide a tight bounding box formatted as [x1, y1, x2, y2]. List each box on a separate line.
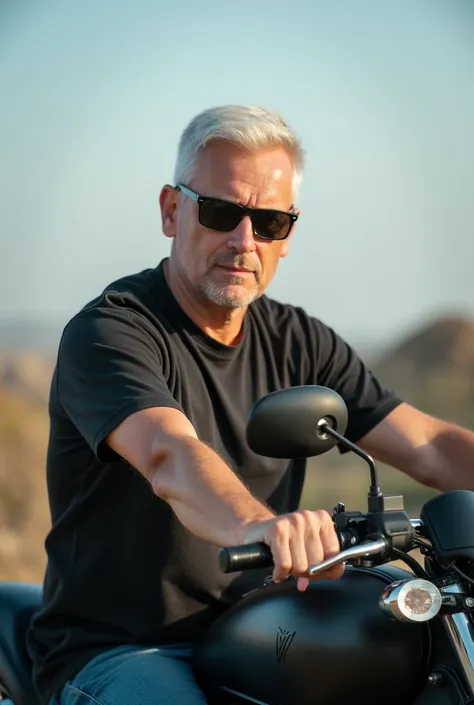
[1, 1, 473, 583]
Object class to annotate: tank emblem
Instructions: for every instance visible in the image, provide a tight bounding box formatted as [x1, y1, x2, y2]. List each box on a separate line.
[276, 626, 296, 664]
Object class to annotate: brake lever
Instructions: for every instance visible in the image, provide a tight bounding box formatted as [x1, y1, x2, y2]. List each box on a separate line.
[307, 537, 389, 576]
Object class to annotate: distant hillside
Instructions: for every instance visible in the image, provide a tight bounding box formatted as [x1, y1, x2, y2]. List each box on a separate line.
[372, 315, 474, 428]
[0, 313, 474, 582]
[0, 352, 53, 406]
[0, 389, 50, 581]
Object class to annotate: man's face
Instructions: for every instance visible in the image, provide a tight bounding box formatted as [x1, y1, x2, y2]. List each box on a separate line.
[161, 141, 298, 308]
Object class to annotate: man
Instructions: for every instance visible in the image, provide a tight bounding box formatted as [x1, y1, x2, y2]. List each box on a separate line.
[29, 104, 474, 705]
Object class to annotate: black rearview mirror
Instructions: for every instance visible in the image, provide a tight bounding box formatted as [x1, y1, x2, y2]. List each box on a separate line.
[245, 385, 348, 459]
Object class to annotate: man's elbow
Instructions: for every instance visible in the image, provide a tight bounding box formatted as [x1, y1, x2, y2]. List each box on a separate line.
[144, 434, 200, 499]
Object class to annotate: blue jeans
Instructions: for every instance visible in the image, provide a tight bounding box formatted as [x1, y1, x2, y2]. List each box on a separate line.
[50, 643, 209, 704]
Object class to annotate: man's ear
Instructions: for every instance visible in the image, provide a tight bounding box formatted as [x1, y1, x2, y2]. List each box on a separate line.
[159, 185, 179, 239]
[279, 237, 292, 259]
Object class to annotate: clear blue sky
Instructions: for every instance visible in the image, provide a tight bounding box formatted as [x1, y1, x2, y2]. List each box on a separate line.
[1, 0, 473, 352]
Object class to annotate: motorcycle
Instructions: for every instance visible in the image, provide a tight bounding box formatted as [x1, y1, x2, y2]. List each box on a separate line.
[0, 385, 474, 704]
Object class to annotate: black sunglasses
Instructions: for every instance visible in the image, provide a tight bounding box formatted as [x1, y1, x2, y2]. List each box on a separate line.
[176, 183, 298, 241]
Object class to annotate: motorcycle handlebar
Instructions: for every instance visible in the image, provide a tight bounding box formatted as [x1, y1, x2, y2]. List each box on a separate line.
[218, 529, 357, 574]
[218, 519, 423, 575]
[219, 542, 273, 573]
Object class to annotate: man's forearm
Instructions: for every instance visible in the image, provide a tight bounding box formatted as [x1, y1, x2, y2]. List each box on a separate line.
[150, 436, 275, 546]
[419, 422, 474, 492]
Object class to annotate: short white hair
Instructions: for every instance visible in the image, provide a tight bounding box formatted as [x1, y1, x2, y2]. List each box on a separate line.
[173, 105, 305, 203]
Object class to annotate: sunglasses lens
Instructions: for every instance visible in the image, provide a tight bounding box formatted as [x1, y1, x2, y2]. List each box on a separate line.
[253, 210, 292, 240]
[199, 199, 242, 232]
[198, 196, 294, 240]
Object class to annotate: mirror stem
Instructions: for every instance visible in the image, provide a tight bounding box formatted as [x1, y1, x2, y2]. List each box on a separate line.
[318, 422, 382, 497]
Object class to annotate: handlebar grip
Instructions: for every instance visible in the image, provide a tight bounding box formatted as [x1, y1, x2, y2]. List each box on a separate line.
[218, 543, 273, 574]
[218, 529, 359, 574]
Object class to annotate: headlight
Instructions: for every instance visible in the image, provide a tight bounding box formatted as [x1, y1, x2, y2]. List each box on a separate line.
[379, 579, 442, 623]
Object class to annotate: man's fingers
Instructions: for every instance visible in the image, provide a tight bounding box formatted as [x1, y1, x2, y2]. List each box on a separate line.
[312, 509, 340, 556]
[244, 509, 344, 588]
[270, 518, 294, 583]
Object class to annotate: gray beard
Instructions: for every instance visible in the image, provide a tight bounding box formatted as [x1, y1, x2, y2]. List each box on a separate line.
[196, 273, 259, 308]
[175, 251, 261, 308]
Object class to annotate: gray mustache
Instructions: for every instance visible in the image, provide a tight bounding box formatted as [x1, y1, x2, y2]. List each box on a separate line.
[212, 256, 261, 274]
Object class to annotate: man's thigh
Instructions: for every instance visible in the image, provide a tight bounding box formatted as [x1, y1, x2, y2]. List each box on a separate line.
[51, 644, 208, 705]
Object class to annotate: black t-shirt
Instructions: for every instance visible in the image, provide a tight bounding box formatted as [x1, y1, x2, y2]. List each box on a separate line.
[28, 259, 402, 704]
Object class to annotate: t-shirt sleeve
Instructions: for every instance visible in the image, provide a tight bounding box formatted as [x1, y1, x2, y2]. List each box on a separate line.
[55, 306, 184, 461]
[309, 317, 403, 451]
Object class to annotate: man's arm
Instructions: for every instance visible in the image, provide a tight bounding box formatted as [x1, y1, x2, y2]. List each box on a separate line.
[106, 406, 275, 546]
[106, 406, 343, 588]
[357, 402, 474, 492]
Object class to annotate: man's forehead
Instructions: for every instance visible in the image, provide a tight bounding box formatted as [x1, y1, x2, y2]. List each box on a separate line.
[192, 142, 294, 202]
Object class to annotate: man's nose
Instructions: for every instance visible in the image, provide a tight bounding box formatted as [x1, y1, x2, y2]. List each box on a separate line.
[226, 215, 256, 253]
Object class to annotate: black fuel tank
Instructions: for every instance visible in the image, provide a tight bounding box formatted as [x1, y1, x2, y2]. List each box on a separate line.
[194, 565, 430, 705]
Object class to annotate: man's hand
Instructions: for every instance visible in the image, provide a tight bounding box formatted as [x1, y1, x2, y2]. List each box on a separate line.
[242, 509, 344, 592]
